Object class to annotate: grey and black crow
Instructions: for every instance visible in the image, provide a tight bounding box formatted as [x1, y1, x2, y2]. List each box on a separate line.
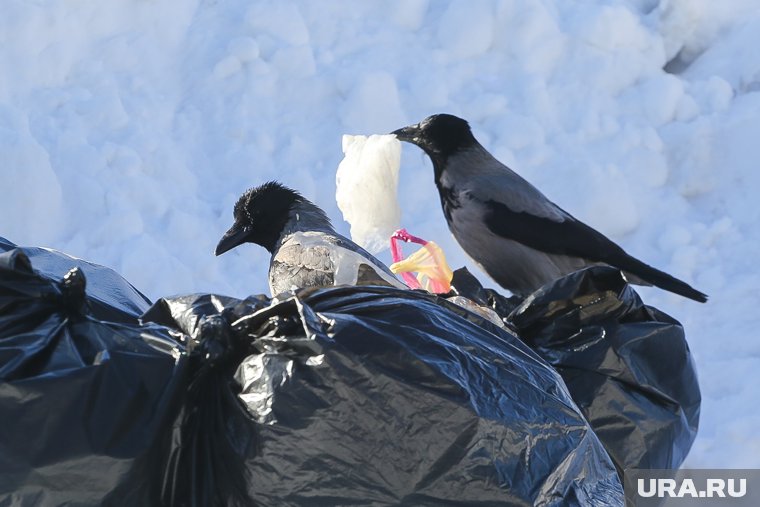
[392, 113, 707, 302]
[215, 181, 406, 296]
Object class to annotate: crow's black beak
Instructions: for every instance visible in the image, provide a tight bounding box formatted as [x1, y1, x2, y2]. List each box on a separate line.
[215, 225, 250, 256]
[391, 123, 421, 143]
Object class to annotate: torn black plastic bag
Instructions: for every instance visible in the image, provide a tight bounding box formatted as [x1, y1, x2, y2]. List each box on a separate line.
[0, 238, 187, 505]
[146, 286, 625, 506]
[459, 266, 700, 474]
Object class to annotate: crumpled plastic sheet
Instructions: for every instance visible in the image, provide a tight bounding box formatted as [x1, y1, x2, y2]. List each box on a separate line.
[145, 286, 624, 506]
[508, 267, 701, 474]
[0, 237, 627, 506]
[0, 237, 186, 506]
[454, 265, 701, 474]
[0, 236, 151, 323]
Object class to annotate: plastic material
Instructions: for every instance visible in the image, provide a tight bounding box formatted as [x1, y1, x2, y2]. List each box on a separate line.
[453, 265, 701, 474]
[144, 286, 624, 506]
[389, 228, 453, 293]
[8, 239, 680, 506]
[335, 134, 402, 254]
[0, 236, 151, 323]
[0, 237, 187, 505]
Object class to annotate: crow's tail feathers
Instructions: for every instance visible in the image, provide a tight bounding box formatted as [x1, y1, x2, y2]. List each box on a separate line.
[615, 253, 708, 303]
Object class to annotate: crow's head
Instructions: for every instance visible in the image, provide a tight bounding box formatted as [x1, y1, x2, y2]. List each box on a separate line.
[392, 113, 476, 164]
[215, 181, 304, 255]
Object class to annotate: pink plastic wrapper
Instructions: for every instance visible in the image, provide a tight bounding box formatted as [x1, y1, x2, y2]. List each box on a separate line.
[389, 229, 453, 294]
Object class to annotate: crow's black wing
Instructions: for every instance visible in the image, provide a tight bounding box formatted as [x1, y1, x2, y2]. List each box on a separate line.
[482, 199, 707, 302]
[483, 199, 625, 261]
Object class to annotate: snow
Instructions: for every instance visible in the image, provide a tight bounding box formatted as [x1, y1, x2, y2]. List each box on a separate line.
[335, 134, 402, 254]
[1, 0, 759, 468]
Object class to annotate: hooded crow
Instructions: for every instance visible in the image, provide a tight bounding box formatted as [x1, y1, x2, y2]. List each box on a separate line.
[215, 181, 406, 296]
[392, 113, 707, 302]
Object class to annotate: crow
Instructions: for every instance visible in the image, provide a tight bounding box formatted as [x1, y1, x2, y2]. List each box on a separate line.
[392, 113, 707, 302]
[215, 181, 405, 296]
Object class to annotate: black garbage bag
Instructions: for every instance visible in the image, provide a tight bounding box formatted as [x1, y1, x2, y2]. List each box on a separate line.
[0, 236, 151, 324]
[453, 265, 701, 474]
[144, 286, 625, 507]
[0, 238, 625, 506]
[0, 238, 187, 505]
[144, 293, 271, 507]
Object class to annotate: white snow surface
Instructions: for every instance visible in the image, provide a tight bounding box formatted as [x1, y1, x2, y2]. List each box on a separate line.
[335, 134, 402, 254]
[1, 0, 759, 468]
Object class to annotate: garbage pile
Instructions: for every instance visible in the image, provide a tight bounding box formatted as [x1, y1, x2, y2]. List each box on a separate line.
[0, 236, 701, 505]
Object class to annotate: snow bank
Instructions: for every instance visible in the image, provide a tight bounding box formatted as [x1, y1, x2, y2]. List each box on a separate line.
[335, 134, 402, 254]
